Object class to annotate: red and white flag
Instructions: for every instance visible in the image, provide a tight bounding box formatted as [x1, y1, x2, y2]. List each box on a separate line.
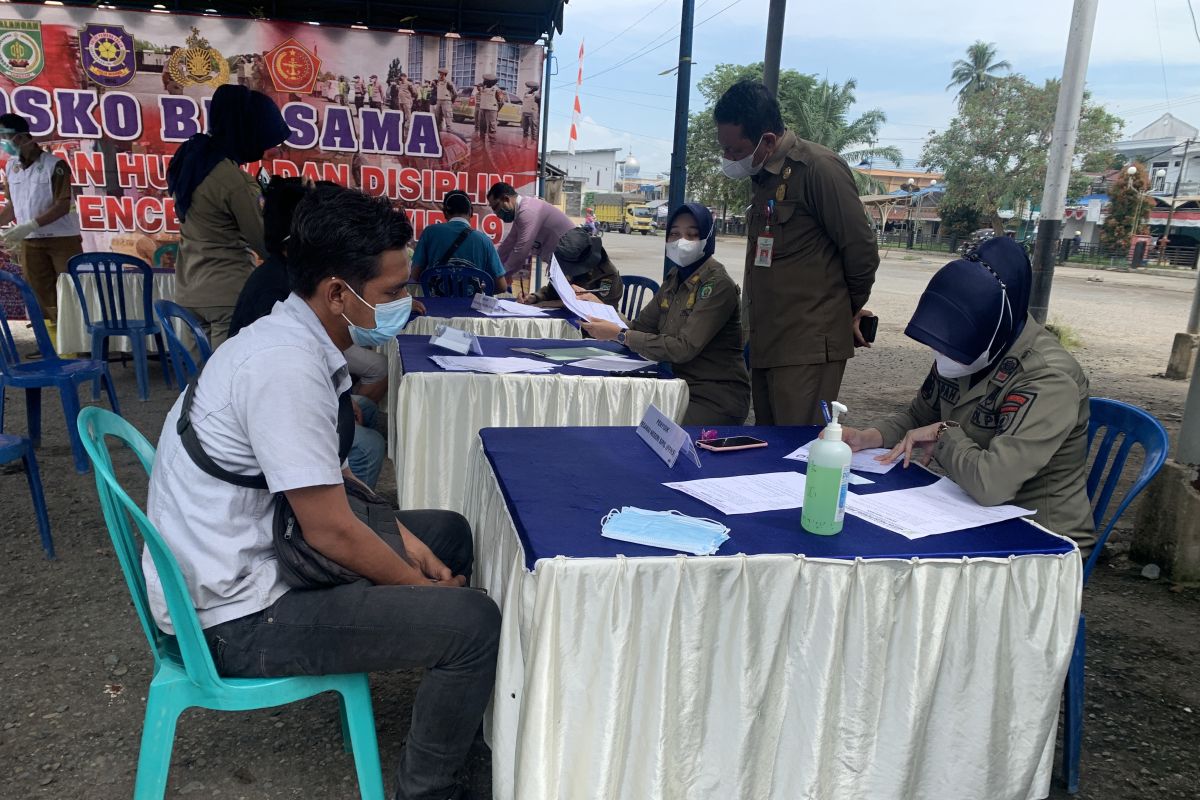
[567, 40, 584, 155]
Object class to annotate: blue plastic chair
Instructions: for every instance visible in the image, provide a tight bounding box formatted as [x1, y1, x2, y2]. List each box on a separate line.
[419, 264, 496, 298]
[76, 407, 386, 800]
[619, 275, 660, 319]
[67, 252, 171, 401]
[0, 270, 120, 473]
[154, 300, 212, 390]
[0, 433, 53, 558]
[1062, 397, 1169, 793]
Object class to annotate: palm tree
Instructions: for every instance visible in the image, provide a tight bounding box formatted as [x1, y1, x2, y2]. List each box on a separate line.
[794, 78, 902, 193]
[947, 41, 1011, 100]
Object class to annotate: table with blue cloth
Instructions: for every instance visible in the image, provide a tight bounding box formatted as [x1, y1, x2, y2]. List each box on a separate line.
[385, 335, 689, 512]
[462, 425, 1082, 800]
[401, 296, 582, 340]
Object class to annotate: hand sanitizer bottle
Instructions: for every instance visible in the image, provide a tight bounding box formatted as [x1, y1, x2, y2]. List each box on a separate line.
[801, 401, 852, 535]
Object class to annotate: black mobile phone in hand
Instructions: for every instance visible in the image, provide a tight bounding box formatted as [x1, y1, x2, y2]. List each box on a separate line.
[859, 315, 879, 343]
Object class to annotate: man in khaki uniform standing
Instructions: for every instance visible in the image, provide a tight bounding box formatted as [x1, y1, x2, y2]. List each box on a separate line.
[714, 80, 879, 425]
[0, 113, 82, 343]
[433, 68, 457, 133]
[474, 74, 506, 145]
[393, 72, 419, 138]
[520, 81, 540, 147]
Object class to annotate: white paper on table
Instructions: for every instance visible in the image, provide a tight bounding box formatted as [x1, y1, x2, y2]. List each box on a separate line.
[471, 295, 550, 317]
[844, 477, 1035, 539]
[783, 439, 899, 475]
[571, 356, 657, 373]
[663, 471, 807, 515]
[550, 258, 628, 329]
[428, 355, 556, 374]
[846, 473, 875, 486]
[430, 324, 483, 355]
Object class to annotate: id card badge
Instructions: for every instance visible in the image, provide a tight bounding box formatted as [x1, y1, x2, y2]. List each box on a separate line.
[754, 232, 774, 267]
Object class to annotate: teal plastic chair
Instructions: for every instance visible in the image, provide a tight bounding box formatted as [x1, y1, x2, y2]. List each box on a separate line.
[76, 407, 385, 800]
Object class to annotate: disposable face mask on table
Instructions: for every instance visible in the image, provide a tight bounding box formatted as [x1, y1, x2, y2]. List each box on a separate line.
[601, 506, 730, 556]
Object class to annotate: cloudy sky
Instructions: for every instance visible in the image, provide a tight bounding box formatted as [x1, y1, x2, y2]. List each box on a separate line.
[544, 0, 1200, 176]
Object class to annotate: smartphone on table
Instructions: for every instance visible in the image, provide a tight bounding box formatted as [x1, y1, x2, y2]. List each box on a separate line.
[696, 436, 768, 452]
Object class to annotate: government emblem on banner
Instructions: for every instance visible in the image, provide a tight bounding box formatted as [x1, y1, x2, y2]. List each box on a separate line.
[265, 38, 321, 94]
[0, 20, 44, 85]
[165, 26, 229, 88]
[79, 24, 136, 88]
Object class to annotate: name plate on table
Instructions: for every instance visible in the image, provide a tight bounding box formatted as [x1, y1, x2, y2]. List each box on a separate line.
[470, 293, 500, 313]
[637, 403, 701, 468]
[430, 324, 482, 355]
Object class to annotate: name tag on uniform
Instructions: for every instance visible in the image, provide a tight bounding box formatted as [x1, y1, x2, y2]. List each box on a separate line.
[754, 233, 774, 267]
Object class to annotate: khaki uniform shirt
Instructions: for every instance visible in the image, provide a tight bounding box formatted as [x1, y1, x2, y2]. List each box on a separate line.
[397, 79, 417, 106]
[873, 319, 1095, 550]
[176, 159, 267, 309]
[625, 257, 750, 423]
[477, 85, 505, 112]
[531, 257, 622, 307]
[745, 131, 879, 368]
[435, 78, 457, 103]
[521, 90, 540, 115]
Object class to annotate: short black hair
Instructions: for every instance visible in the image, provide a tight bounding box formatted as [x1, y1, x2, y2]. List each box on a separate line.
[263, 177, 309, 259]
[487, 181, 517, 201]
[288, 185, 413, 297]
[713, 80, 784, 143]
[442, 189, 473, 217]
[0, 113, 31, 135]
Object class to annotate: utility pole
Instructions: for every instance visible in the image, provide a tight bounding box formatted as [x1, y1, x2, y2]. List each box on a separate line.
[763, 0, 787, 96]
[534, 38, 554, 291]
[1159, 138, 1193, 265]
[1028, 0, 1099, 324]
[665, 0, 694, 277]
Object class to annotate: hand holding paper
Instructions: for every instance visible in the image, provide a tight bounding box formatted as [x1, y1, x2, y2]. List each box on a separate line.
[550, 258, 627, 330]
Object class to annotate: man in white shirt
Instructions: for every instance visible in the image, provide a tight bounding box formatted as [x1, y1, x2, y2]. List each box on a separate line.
[147, 184, 499, 800]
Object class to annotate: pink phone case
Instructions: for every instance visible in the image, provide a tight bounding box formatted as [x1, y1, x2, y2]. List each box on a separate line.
[696, 439, 769, 453]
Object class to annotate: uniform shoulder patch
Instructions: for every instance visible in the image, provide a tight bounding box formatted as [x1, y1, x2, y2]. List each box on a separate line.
[597, 279, 612, 295]
[699, 281, 714, 299]
[920, 368, 936, 401]
[993, 356, 1020, 384]
[997, 391, 1036, 434]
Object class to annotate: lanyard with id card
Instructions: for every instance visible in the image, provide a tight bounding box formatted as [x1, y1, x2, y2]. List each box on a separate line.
[754, 198, 775, 267]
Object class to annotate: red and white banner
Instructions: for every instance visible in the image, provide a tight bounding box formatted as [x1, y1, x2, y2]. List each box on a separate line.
[567, 39, 583, 156]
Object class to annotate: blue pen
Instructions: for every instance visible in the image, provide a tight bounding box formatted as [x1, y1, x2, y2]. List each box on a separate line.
[820, 401, 831, 425]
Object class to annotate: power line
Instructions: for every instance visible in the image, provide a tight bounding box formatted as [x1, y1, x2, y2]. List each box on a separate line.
[1190, 0, 1200, 47]
[1152, 0, 1171, 110]
[586, 0, 672, 59]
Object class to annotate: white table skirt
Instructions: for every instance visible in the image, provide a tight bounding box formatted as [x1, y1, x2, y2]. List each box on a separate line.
[404, 314, 581, 340]
[55, 272, 175, 355]
[385, 339, 689, 512]
[462, 438, 1082, 800]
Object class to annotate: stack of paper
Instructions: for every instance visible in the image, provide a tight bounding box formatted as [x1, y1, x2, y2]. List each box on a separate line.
[428, 355, 556, 374]
[845, 477, 1034, 539]
[784, 439, 899, 475]
[663, 472, 808, 515]
[550, 258, 628, 329]
[481, 299, 549, 317]
[571, 355, 657, 373]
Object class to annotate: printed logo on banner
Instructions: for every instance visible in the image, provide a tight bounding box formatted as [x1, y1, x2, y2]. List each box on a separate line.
[165, 27, 229, 88]
[265, 38, 321, 94]
[0, 20, 44, 85]
[79, 24, 136, 88]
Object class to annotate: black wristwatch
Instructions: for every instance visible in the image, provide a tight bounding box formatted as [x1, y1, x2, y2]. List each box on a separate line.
[617, 330, 627, 346]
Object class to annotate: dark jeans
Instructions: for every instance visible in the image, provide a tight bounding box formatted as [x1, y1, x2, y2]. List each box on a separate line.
[204, 510, 500, 800]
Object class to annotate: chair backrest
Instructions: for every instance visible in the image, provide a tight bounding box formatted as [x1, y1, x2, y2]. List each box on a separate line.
[1083, 397, 1170, 583]
[67, 251, 155, 331]
[152, 242, 179, 270]
[420, 264, 495, 298]
[76, 406, 224, 690]
[0, 270, 59, 373]
[154, 299, 212, 388]
[619, 275, 660, 319]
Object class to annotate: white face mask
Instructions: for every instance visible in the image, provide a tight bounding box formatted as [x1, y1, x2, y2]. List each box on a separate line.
[665, 237, 706, 268]
[720, 136, 764, 179]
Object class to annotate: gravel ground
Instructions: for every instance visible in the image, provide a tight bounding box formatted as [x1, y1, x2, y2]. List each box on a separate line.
[1, 241, 1197, 799]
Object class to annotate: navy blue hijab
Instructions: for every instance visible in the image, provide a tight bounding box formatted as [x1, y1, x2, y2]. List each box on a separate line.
[665, 202, 716, 282]
[167, 85, 290, 221]
[905, 236, 1032, 365]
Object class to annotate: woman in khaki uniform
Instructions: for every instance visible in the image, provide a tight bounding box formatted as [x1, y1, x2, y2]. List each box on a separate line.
[839, 237, 1095, 551]
[167, 84, 290, 350]
[583, 203, 750, 426]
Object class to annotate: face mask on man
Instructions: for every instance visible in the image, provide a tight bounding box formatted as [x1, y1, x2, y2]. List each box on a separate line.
[666, 237, 706, 268]
[340, 281, 413, 347]
[720, 135, 764, 180]
[496, 204, 516, 223]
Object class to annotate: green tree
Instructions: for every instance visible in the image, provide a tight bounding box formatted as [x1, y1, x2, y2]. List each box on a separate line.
[1080, 149, 1125, 172]
[938, 202, 983, 242]
[387, 58, 402, 85]
[685, 63, 899, 206]
[922, 76, 1123, 233]
[1100, 162, 1150, 254]
[947, 40, 1011, 101]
